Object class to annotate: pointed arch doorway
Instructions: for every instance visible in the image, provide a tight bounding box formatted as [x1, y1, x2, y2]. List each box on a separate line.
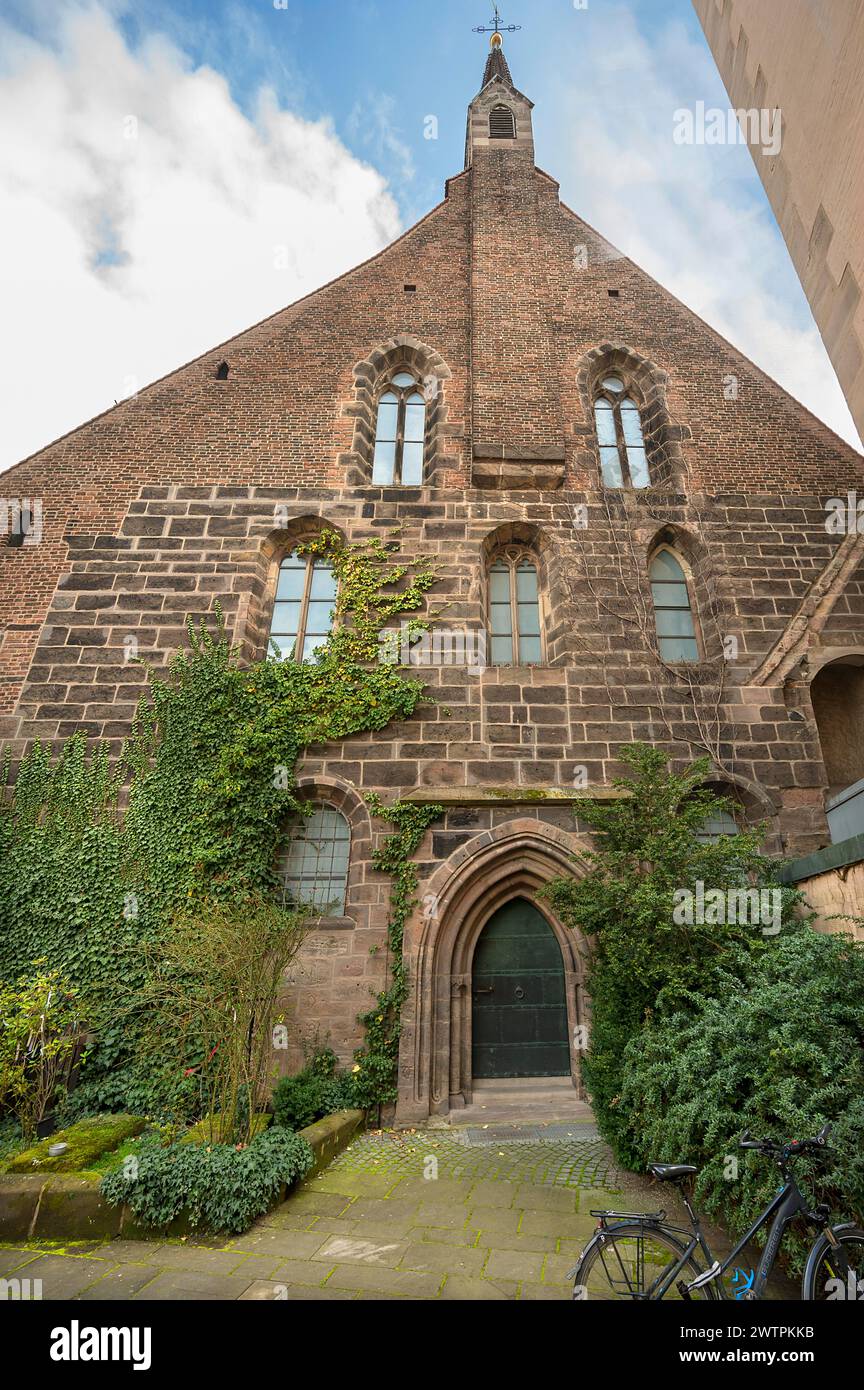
[395, 821, 590, 1123]
[472, 898, 570, 1079]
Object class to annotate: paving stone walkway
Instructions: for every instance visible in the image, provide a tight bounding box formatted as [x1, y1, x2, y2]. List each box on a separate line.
[0, 1123, 635, 1301]
[0, 1124, 795, 1300]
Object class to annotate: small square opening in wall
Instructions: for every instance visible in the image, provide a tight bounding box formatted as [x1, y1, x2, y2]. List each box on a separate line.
[608, 289, 620, 298]
[404, 284, 417, 293]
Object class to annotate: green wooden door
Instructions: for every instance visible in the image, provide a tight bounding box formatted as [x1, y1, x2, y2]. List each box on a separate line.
[471, 899, 570, 1079]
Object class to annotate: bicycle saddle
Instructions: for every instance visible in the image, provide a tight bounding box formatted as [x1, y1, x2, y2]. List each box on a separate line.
[648, 1163, 698, 1182]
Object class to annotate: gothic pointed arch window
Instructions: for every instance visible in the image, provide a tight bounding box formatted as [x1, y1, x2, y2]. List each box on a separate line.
[649, 547, 699, 663]
[594, 375, 650, 488]
[278, 804, 351, 915]
[488, 546, 543, 665]
[268, 549, 337, 661]
[489, 104, 516, 140]
[372, 371, 427, 486]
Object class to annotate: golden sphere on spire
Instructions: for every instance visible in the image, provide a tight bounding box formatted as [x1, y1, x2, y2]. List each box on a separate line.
[490, 31, 503, 48]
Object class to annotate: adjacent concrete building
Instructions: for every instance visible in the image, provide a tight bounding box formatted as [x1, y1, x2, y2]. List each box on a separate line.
[693, 0, 864, 443]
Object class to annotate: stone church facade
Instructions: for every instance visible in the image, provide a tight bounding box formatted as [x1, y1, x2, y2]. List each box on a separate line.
[1, 39, 863, 1122]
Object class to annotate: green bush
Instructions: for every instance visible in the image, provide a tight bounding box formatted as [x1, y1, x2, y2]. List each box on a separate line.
[0, 1117, 23, 1165]
[308, 1046, 338, 1079]
[134, 896, 307, 1147]
[272, 1053, 356, 1131]
[0, 964, 85, 1143]
[99, 1125, 314, 1234]
[618, 927, 864, 1272]
[543, 745, 790, 1160]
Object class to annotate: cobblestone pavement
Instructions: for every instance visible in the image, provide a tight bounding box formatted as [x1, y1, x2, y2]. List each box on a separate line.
[0, 1125, 794, 1300]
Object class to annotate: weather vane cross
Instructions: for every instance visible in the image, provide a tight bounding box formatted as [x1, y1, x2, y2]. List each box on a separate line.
[473, 6, 521, 39]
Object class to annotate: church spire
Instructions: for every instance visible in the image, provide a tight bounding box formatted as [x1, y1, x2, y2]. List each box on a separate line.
[472, 6, 520, 90]
[482, 32, 514, 90]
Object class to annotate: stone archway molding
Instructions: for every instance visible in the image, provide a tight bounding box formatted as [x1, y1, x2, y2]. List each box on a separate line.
[233, 512, 345, 663]
[396, 819, 590, 1124]
[574, 341, 691, 489]
[343, 334, 453, 486]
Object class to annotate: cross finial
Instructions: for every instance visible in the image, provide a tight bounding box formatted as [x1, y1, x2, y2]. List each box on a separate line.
[472, 5, 521, 42]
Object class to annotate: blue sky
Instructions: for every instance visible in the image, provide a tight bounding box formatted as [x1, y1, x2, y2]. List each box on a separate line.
[0, 0, 859, 468]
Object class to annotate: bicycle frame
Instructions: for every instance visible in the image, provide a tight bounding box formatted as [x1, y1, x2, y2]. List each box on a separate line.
[625, 1175, 813, 1300]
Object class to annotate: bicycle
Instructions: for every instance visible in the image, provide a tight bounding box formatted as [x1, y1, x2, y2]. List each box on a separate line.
[570, 1124, 864, 1301]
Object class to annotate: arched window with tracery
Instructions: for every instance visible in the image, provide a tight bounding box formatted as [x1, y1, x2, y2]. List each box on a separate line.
[594, 375, 650, 488]
[278, 805, 351, 916]
[372, 371, 427, 485]
[488, 548, 543, 665]
[649, 547, 699, 663]
[268, 549, 337, 661]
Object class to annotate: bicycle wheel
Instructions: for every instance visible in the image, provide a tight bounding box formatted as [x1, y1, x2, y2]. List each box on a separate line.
[573, 1222, 718, 1301]
[803, 1226, 864, 1301]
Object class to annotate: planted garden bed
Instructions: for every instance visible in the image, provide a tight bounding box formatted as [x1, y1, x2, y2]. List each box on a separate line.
[4, 1114, 147, 1175]
[0, 1108, 364, 1243]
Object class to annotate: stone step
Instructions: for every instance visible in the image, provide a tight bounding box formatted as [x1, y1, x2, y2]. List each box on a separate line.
[472, 1076, 574, 1093]
[446, 1077, 595, 1127]
[450, 1106, 595, 1127]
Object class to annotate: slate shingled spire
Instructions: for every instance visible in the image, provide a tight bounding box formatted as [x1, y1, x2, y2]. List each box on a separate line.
[482, 33, 514, 90]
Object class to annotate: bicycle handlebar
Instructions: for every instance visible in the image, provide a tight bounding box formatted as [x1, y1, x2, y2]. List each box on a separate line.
[739, 1123, 832, 1159]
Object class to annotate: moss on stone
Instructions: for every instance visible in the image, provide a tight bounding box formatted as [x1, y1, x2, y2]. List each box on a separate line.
[85, 1136, 143, 1177]
[3, 1114, 147, 1175]
[181, 1112, 272, 1146]
[488, 787, 550, 801]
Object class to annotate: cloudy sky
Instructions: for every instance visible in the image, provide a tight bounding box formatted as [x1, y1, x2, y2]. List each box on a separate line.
[0, 0, 859, 472]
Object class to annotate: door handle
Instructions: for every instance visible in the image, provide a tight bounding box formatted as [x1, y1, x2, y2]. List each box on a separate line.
[474, 987, 494, 995]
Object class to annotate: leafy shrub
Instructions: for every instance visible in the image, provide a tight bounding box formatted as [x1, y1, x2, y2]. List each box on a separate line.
[100, 1125, 313, 1234]
[0, 964, 85, 1142]
[308, 1046, 338, 1079]
[0, 1117, 23, 1165]
[618, 928, 864, 1273]
[272, 1052, 356, 1131]
[135, 896, 307, 1147]
[543, 745, 792, 1160]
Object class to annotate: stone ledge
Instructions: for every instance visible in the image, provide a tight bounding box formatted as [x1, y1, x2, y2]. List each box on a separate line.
[300, 1108, 365, 1181]
[471, 458, 566, 490]
[404, 785, 631, 807]
[5, 1114, 147, 1175]
[473, 445, 567, 462]
[0, 1173, 124, 1243]
[0, 1110, 365, 1243]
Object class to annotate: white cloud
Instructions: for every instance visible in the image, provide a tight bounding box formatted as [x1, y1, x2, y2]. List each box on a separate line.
[0, 5, 401, 471]
[547, 9, 861, 450]
[346, 91, 416, 186]
[1, 2, 859, 472]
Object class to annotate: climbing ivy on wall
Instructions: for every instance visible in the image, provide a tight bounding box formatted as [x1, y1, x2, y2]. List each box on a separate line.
[0, 531, 439, 1117]
[350, 796, 443, 1111]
